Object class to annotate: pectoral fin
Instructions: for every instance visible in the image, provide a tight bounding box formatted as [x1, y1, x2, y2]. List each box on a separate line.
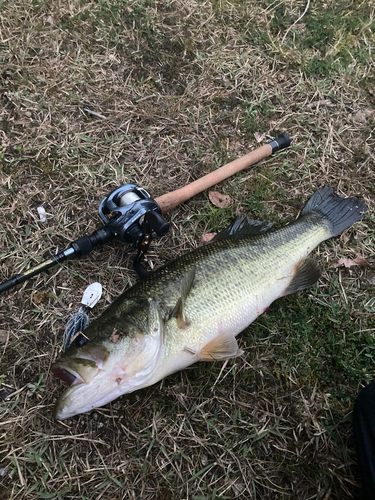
[199, 332, 243, 361]
[171, 267, 196, 329]
[148, 298, 164, 340]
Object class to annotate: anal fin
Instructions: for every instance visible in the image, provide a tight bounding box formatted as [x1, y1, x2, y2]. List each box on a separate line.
[199, 332, 243, 361]
[282, 257, 321, 296]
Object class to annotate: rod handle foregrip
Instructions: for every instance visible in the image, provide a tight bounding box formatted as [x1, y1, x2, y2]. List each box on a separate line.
[155, 134, 290, 214]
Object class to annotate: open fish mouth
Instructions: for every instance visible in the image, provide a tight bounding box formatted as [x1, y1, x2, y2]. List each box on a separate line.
[52, 357, 115, 420]
[52, 364, 85, 386]
[52, 343, 110, 389]
[52, 355, 102, 387]
[52, 359, 127, 421]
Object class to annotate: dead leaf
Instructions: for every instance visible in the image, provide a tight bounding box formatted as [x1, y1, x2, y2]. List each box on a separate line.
[33, 291, 52, 304]
[353, 255, 371, 266]
[201, 233, 216, 244]
[45, 14, 54, 25]
[209, 191, 233, 208]
[254, 132, 266, 143]
[330, 254, 371, 270]
[352, 109, 375, 123]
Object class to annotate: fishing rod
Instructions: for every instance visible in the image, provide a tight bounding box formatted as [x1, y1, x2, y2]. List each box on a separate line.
[0, 133, 290, 293]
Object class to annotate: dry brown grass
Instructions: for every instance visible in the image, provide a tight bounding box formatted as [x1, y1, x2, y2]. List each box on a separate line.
[0, 0, 374, 498]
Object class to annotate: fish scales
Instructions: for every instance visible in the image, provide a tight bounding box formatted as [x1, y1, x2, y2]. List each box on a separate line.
[124, 215, 326, 350]
[92, 214, 326, 352]
[52, 187, 367, 419]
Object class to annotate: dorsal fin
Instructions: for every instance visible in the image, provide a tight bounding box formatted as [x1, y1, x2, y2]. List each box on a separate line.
[171, 267, 196, 329]
[212, 216, 274, 242]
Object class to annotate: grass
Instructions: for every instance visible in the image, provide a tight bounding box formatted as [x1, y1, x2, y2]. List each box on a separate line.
[0, 0, 374, 498]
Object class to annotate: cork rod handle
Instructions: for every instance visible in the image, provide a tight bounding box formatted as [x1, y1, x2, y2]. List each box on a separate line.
[155, 134, 290, 214]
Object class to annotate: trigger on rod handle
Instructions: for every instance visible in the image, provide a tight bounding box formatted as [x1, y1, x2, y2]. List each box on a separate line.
[0, 226, 115, 294]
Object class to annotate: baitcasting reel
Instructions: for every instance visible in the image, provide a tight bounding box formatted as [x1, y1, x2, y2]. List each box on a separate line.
[0, 133, 291, 294]
[97, 184, 169, 277]
[0, 185, 169, 293]
[71, 184, 169, 260]
[98, 184, 169, 246]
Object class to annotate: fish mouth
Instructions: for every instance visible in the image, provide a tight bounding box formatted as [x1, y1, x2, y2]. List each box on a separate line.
[52, 355, 102, 387]
[52, 345, 119, 420]
[52, 357, 107, 420]
[52, 362, 124, 421]
[51, 364, 85, 386]
[52, 332, 163, 420]
[52, 343, 109, 387]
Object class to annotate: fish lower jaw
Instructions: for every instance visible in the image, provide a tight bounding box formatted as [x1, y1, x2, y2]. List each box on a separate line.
[55, 352, 204, 420]
[54, 344, 198, 420]
[54, 376, 152, 420]
[53, 359, 164, 420]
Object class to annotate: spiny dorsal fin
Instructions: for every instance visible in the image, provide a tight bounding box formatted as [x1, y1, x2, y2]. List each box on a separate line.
[171, 267, 196, 329]
[212, 217, 274, 242]
[282, 257, 321, 297]
[199, 331, 243, 361]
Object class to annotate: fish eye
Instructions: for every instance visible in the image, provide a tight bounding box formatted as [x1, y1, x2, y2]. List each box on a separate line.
[74, 334, 88, 347]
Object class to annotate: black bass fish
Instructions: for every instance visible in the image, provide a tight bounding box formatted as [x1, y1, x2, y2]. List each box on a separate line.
[52, 187, 367, 419]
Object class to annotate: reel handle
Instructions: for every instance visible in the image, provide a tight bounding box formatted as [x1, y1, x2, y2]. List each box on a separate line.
[144, 211, 169, 237]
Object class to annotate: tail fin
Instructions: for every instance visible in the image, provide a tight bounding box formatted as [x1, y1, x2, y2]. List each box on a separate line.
[302, 186, 367, 237]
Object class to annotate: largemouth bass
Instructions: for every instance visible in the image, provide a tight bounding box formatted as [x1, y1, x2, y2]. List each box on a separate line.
[52, 187, 367, 420]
